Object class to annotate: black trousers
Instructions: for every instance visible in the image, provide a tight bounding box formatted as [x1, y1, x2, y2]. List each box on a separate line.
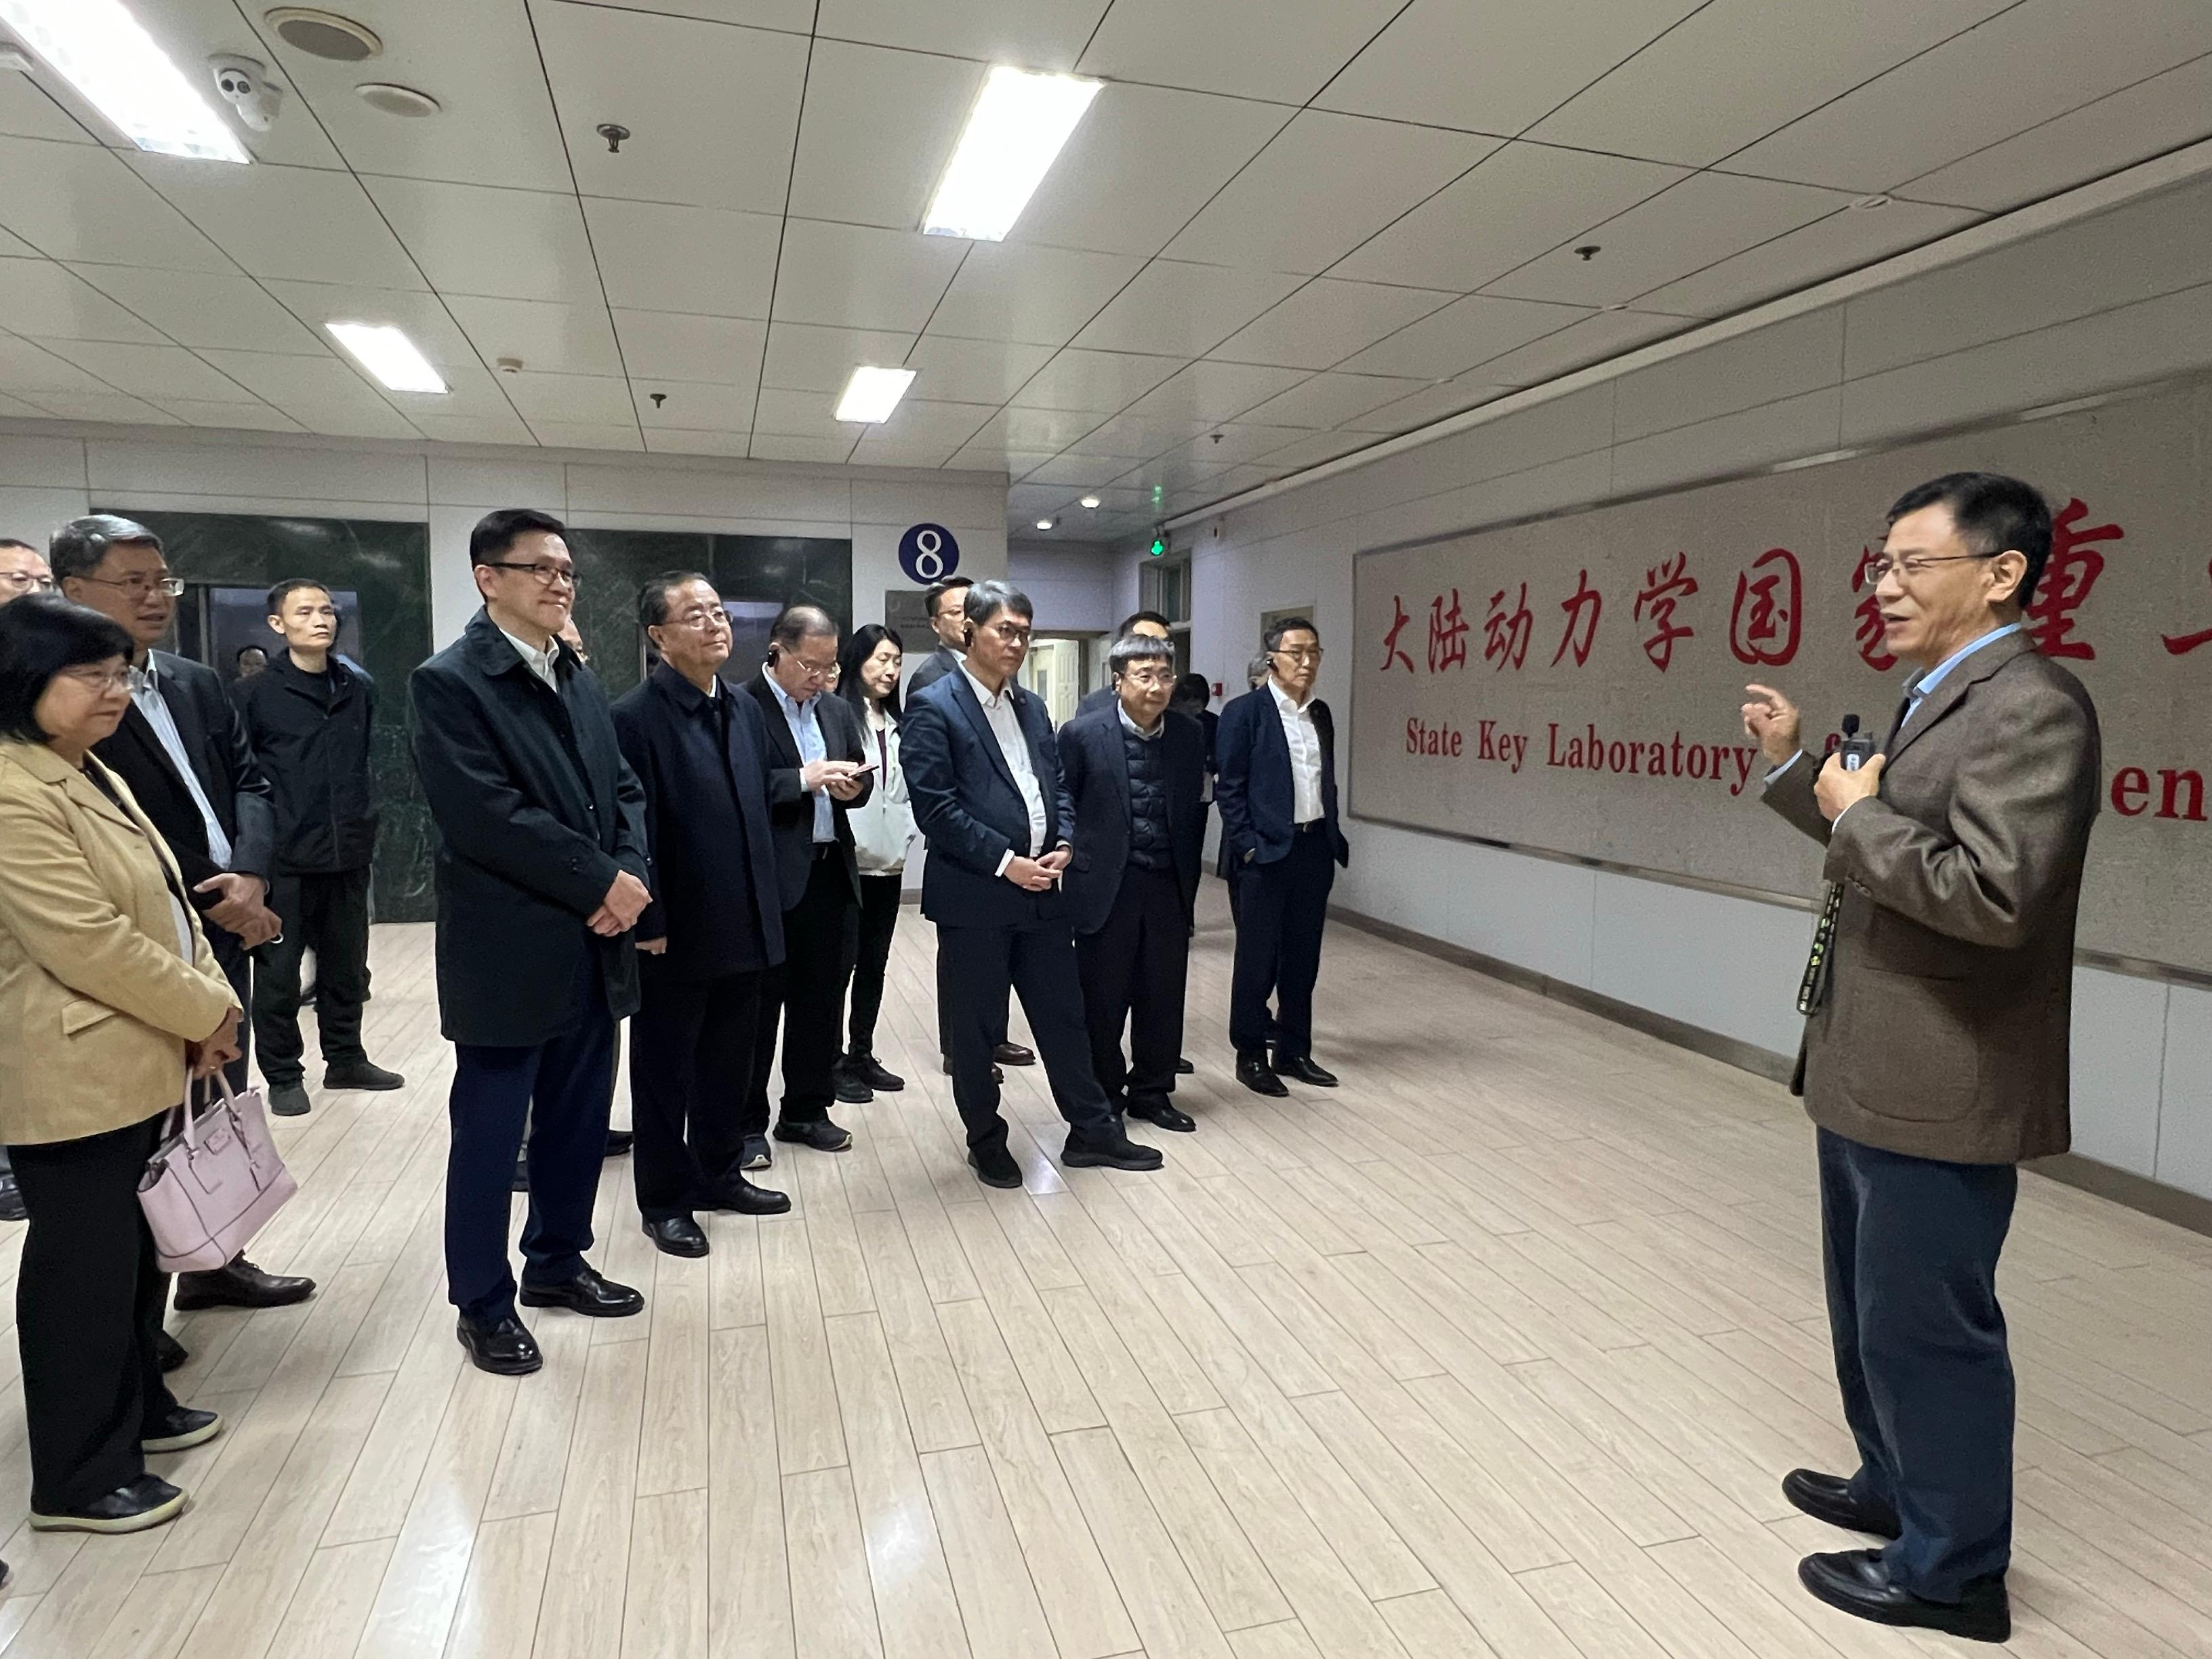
[252, 867, 372, 1086]
[748, 853, 858, 1133]
[1076, 866, 1189, 1103]
[12, 1113, 178, 1513]
[445, 951, 615, 1324]
[937, 909, 1115, 1157]
[1819, 1127, 2019, 1600]
[847, 874, 903, 1059]
[1229, 827, 1333, 1058]
[207, 922, 252, 1095]
[632, 960, 762, 1220]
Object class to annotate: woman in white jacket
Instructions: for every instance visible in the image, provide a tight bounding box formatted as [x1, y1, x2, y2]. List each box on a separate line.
[835, 624, 917, 1103]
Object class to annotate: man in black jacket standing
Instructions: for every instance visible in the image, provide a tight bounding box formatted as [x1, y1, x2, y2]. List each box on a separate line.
[238, 579, 403, 1117]
[1061, 634, 1206, 1134]
[54, 514, 314, 1324]
[412, 509, 652, 1376]
[903, 575, 973, 696]
[612, 573, 793, 1258]
[741, 605, 872, 1168]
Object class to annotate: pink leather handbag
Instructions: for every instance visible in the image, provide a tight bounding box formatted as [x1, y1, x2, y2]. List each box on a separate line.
[138, 1074, 297, 1274]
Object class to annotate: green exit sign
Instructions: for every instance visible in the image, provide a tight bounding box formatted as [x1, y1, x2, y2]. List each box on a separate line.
[1148, 535, 1167, 558]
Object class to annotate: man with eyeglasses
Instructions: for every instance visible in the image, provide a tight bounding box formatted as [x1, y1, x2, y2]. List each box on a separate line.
[1076, 611, 1174, 716]
[51, 514, 312, 1332]
[1059, 634, 1207, 1135]
[741, 604, 872, 1169]
[1742, 473, 2101, 1644]
[1216, 617, 1349, 1098]
[411, 508, 653, 1376]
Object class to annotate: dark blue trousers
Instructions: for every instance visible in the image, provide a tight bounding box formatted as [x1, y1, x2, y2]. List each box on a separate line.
[445, 956, 615, 1324]
[937, 911, 1117, 1155]
[1818, 1127, 2018, 1600]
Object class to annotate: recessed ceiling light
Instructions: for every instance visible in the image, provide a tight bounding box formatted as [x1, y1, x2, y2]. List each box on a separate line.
[265, 7, 381, 60]
[924, 66, 1101, 242]
[1080, 495, 1101, 509]
[355, 82, 438, 117]
[325, 321, 446, 393]
[0, 0, 250, 162]
[835, 365, 915, 424]
[1036, 518, 1054, 531]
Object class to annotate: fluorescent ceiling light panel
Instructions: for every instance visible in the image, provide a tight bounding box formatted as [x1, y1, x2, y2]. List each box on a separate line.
[924, 66, 1101, 242]
[836, 365, 915, 424]
[325, 322, 447, 394]
[0, 0, 250, 163]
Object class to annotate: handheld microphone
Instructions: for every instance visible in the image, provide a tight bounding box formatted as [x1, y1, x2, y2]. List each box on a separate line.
[1838, 714, 1875, 772]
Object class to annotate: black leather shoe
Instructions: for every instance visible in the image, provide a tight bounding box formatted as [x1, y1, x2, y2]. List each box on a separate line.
[155, 1328, 188, 1373]
[518, 1265, 644, 1318]
[994, 1042, 1036, 1067]
[269, 1082, 312, 1118]
[834, 1066, 874, 1105]
[173, 1256, 316, 1310]
[1175, 1057, 1195, 1076]
[774, 1119, 853, 1153]
[643, 1216, 709, 1258]
[1063, 1126, 1164, 1171]
[848, 1054, 904, 1092]
[1272, 1053, 1338, 1087]
[0, 1168, 25, 1223]
[711, 1176, 792, 1216]
[1236, 1052, 1288, 1097]
[457, 1313, 542, 1376]
[1783, 1469, 1901, 1538]
[30, 1473, 187, 1534]
[324, 1060, 404, 1091]
[968, 1144, 1023, 1189]
[604, 1130, 634, 1158]
[1127, 1095, 1197, 1133]
[740, 1134, 772, 1171]
[142, 1404, 222, 1454]
[1798, 1550, 2009, 1643]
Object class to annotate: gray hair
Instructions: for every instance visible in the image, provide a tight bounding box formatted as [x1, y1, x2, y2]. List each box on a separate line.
[1109, 634, 1173, 677]
[1246, 652, 1271, 687]
[50, 514, 161, 585]
[963, 579, 1033, 629]
[769, 602, 837, 650]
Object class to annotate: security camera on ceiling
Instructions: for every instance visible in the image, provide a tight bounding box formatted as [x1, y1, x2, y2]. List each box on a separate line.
[209, 54, 285, 133]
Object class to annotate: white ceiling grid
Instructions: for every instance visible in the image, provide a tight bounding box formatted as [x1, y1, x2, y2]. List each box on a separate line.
[0, 1, 2202, 544]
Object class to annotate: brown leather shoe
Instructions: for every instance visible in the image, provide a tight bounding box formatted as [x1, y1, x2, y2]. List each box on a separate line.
[173, 1256, 315, 1310]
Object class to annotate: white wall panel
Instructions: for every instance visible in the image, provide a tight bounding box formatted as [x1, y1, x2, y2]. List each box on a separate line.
[2067, 969, 2170, 1179]
[2155, 986, 2212, 1197]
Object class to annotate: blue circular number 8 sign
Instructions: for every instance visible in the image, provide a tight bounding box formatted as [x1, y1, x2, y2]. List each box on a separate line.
[898, 523, 960, 583]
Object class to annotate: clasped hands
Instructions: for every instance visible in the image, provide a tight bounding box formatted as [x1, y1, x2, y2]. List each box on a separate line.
[194, 871, 281, 947]
[1740, 682, 1885, 823]
[1005, 845, 1069, 892]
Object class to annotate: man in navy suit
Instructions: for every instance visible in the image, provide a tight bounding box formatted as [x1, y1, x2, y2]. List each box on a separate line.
[901, 580, 1164, 1188]
[1215, 617, 1350, 1098]
[611, 573, 794, 1259]
[1061, 635, 1206, 1134]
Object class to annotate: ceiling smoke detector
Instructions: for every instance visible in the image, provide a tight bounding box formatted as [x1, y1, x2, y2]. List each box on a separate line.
[355, 82, 437, 117]
[264, 8, 382, 61]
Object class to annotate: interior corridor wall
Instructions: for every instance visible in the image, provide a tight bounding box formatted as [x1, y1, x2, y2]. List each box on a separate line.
[1122, 166, 2212, 1204]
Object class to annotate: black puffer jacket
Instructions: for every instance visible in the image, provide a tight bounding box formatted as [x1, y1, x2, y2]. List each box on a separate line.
[237, 653, 379, 873]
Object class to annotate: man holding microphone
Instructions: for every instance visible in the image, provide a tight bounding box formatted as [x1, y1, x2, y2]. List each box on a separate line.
[1742, 472, 2100, 1643]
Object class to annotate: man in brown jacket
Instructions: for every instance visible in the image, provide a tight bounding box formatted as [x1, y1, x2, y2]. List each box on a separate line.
[1743, 472, 2100, 1645]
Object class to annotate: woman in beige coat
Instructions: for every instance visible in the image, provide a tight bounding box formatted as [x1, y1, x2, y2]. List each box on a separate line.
[0, 596, 241, 1535]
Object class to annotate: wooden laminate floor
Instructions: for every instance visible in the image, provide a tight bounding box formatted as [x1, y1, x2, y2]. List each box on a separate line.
[1, 884, 2208, 1659]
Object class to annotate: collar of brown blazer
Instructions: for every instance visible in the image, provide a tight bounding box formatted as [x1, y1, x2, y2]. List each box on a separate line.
[1888, 630, 2037, 764]
[5, 739, 166, 848]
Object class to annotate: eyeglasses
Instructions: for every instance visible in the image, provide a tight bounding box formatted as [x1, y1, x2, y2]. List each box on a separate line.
[1118, 668, 1176, 689]
[661, 607, 728, 632]
[58, 664, 134, 694]
[788, 655, 837, 684]
[1864, 552, 1998, 583]
[77, 573, 184, 598]
[483, 560, 577, 588]
[1272, 645, 1323, 663]
[0, 571, 53, 592]
[980, 620, 1031, 647]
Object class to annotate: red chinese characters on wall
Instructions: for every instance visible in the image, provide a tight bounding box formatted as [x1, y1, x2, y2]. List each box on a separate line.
[1633, 554, 1698, 672]
[2165, 559, 2212, 657]
[1553, 568, 1603, 668]
[1379, 594, 1414, 673]
[2025, 496, 2123, 660]
[1484, 582, 1532, 671]
[1849, 547, 1896, 672]
[1427, 588, 1469, 673]
[1728, 547, 1801, 667]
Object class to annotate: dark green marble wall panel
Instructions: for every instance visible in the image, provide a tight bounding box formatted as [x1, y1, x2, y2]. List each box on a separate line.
[99, 508, 435, 923]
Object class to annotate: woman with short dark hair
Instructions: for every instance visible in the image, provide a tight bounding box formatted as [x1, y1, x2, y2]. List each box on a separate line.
[0, 595, 241, 1534]
[834, 623, 915, 1101]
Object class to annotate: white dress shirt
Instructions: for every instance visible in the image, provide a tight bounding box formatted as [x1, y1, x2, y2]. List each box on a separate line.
[1269, 678, 1324, 825]
[129, 658, 232, 867]
[768, 678, 837, 843]
[962, 665, 1048, 874]
[499, 624, 560, 689]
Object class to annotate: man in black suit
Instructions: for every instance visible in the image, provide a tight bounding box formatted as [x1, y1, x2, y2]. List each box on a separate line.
[902, 579, 1164, 1188]
[1061, 635, 1206, 1134]
[741, 605, 872, 1168]
[54, 514, 315, 1323]
[903, 575, 973, 697]
[1216, 617, 1349, 1098]
[411, 508, 651, 1376]
[1076, 611, 1173, 718]
[612, 573, 793, 1258]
